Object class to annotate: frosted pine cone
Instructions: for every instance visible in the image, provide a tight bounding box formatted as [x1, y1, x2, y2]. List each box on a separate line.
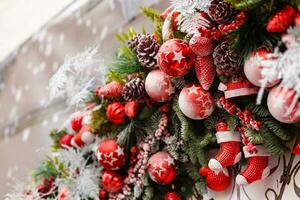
[213, 40, 240, 76]
[122, 78, 145, 101]
[136, 34, 160, 69]
[209, 0, 235, 25]
[128, 34, 142, 53]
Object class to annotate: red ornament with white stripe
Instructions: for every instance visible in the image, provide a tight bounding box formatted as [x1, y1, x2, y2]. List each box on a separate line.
[97, 138, 126, 170]
[145, 69, 175, 102]
[147, 151, 177, 185]
[178, 84, 215, 120]
[157, 39, 195, 77]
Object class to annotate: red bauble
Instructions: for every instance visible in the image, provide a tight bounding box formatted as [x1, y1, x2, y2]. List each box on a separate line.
[267, 5, 296, 33]
[97, 81, 124, 98]
[293, 140, 300, 155]
[164, 191, 181, 200]
[195, 55, 216, 91]
[147, 151, 177, 185]
[99, 189, 107, 199]
[244, 48, 280, 87]
[178, 84, 214, 120]
[71, 112, 83, 132]
[145, 69, 175, 102]
[158, 39, 195, 77]
[267, 85, 300, 123]
[125, 101, 139, 119]
[189, 35, 213, 56]
[101, 170, 124, 193]
[106, 102, 126, 124]
[199, 167, 231, 192]
[71, 125, 95, 148]
[97, 138, 126, 170]
[59, 134, 74, 148]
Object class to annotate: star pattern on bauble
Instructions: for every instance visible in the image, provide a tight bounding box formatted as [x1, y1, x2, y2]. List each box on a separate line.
[187, 85, 199, 95]
[115, 146, 124, 156]
[164, 156, 175, 166]
[152, 161, 166, 177]
[165, 85, 175, 96]
[172, 50, 185, 63]
[102, 152, 118, 166]
[196, 92, 210, 103]
[158, 76, 169, 90]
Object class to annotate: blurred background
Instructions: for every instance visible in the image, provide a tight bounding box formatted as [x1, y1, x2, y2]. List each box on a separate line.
[0, 0, 167, 197]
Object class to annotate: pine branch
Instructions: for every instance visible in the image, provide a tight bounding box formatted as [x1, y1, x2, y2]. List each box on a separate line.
[244, 128, 264, 144]
[141, 7, 164, 43]
[264, 120, 294, 142]
[115, 28, 138, 44]
[247, 104, 271, 118]
[117, 121, 134, 149]
[33, 157, 59, 181]
[50, 129, 68, 151]
[171, 77, 188, 90]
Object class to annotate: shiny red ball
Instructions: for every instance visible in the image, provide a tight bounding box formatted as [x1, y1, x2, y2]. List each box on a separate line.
[106, 102, 126, 124]
[147, 152, 177, 185]
[124, 101, 139, 119]
[59, 134, 74, 148]
[158, 39, 195, 77]
[164, 191, 181, 200]
[97, 138, 126, 170]
[101, 171, 124, 193]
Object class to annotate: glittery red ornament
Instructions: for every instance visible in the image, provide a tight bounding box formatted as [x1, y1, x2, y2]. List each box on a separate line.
[293, 140, 300, 155]
[267, 5, 296, 33]
[71, 112, 83, 132]
[99, 189, 107, 199]
[194, 55, 216, 91]
[145, 69, 175, 102]
[125, 101, 139, 119]
[189, 35, 213, 56]
[147, 151, 177, 185]
[59, 134, 74, 148]
[164, 191, 181, 200]
[97, 138, 126, 170]
[101, 170, 124, 193]
[199, 167, 231, 191]
[178, 84, 214, 120]
[98, 81, 124, 98]
[106, 102, 126, 124]
[158, 39, 195, 77]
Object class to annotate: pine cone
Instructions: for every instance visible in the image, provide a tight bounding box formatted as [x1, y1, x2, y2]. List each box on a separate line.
[128, 34, 142, 53]
[122, 78, 145, 101]
[209, 0, 235, 25]
[213, 40, 240, 76]
[136, 34, 160, 69]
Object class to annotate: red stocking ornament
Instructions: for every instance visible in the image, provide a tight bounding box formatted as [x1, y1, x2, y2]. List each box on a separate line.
[208, 121, 242, 173]
[236, 146, 270, 185]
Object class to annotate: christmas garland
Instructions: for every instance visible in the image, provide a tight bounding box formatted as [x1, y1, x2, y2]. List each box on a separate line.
[6, 0, 300, 200]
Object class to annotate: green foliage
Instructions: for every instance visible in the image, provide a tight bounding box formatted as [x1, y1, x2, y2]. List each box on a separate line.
[90, 108, 119, 135]
[87, 91, 102, 105]
[171, 77, 188, 90]
[244, 128, 264, 144]
[106, 71, 125, 84]
[141, 7, 164, 43]
[247, 104, 271, 118]
[264, 120, 293, 142]
[115, 28, 138, 44]
[112, 46, 141, 75]
[33, 157, 59, 182]
[50, 129, 68, 151]
[227, 115, 239, 131]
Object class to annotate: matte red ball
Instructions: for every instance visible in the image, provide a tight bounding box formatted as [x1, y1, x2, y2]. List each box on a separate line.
[158, 39, 195, 77]
[106, 102, 126, 124]
[97, 138, 126, 170]
[101, 170, 124, 193]
[125, 101, 139, 119]
[59, 134, 74, 148]
[164, 191, 181, 200]
[71, 112, 83, 132]
[147, 152, 177, 185]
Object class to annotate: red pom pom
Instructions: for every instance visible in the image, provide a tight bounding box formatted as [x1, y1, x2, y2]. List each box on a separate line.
[194, 55, 216, 90]
[71, 112, 83, 132]
[164, 191, 181, 200]
[101, 170, 124, 193]
[267, 5, 296, 33]
[125, 101, 139, 119]
[106, 102, 126, 124]
[158, 39, 195, 77]
[97, 138, 126, 170]
[59, 134, 74, 148]
[147, 152, 177, 185]
[199, 167, 231, 191]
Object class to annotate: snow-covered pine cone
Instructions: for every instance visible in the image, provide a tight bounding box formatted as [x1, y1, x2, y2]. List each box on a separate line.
[128, 34, 142, 53]
[122, 78, 145, 101]
[209, 0, 235, 25]
[213, 40, 240, 76]
[136, 34, 160, 69]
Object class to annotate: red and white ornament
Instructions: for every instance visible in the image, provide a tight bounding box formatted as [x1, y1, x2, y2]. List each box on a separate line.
[97, 138, 126, 170]
[147, 151, 177, 185]
[71, 124, 95, 148]
[101, 170, 124, 193]
[178, 84, 214, 120]
[71, 112, 84, 132]
[145, 69, 175, 102]
[157, 39, 195, 77]
[189, 35, 214, 56]
[244, 48, 280, 87]
[194, 55, 216, 90]
[199, 167, 231, 192]
[164, 191, 181, 200]
[267, 85, 300, 123]
[59, 134, 74, 148]
[106, 102, 126, 124]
